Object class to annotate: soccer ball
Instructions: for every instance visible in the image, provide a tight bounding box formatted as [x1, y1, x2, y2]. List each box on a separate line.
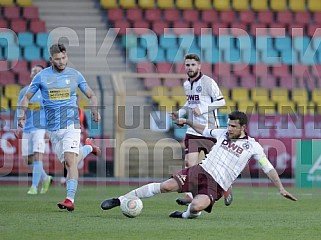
[120, 196, 143, 218]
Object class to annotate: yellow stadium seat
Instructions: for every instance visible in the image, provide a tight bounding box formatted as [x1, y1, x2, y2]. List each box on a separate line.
[0, 96, 9, 110]
[251, 88, 269, 103]
[232, 0, 249, 11]
[170, 86, 185, 96]
[220, 87, 230, 101]
[0, 0, 14, 6]
[297, 102, 315, 115]
[311, 89, 321, 104]
[237, 100, 256, 114]
[289, 0, 305, 12]
[16, 0, 32, 7]
[138, 0, 155, 9]
[176, 0, 193, 9]
[251, 0, 268, 11]
[195, 0, 212, 10]
[156, 97, 177, 112]
[151, 86, 170, 103]
[270, 88, 289, 103]
[172, 95, 187, 107]
[219, 100, 237, 114]
[257, 101, 276, 115]
[277, 101, 296, 115]
[270, 0, 287, 11]
[4, 84, 21, 99]
[119, 0, 136, 9]
[291, 88, 308, 106]
[100, 0, 118, 8]
[157, 0, 174, 9]
[308, 0, 321, 12]
[231, 88, 250, 101]
[213, 0, 230, 10]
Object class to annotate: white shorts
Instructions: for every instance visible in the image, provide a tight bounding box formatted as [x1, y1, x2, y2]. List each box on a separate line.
[22, 129, 46, 157]
[49, 124, 81, 162]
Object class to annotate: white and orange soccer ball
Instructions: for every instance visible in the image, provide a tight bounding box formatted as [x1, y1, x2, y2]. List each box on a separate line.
[120, 196, 143, 218]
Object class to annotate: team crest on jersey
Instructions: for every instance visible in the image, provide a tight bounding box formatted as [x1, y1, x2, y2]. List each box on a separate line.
[242, 142, 250, 149]
[196, 86, 202, 93]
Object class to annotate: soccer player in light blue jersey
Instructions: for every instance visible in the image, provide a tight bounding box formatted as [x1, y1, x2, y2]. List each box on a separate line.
[18, 43, 101, 211]
[16, 65, 52, 195]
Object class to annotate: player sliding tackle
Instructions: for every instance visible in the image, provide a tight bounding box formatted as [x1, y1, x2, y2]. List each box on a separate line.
[101, 111, 297, 219]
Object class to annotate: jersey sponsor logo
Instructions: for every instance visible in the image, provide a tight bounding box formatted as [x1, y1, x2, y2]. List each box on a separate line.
[221, 139, 244, 156]
[187, 95, 200, 104]
[196, 86, 202, 93]
[48, 88, 71, 100]
[28, 102, 41, 110]
[176, 174, 187, 185]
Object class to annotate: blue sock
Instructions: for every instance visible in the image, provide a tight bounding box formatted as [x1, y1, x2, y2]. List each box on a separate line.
[66, 179, 78, 202]
[31, 161, 43, 189]
[41, 169, 48, 182]
[79, 145, 92, 161]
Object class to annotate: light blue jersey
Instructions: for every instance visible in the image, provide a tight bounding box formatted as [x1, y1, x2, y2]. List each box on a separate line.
[28, 66, 88, 131]
[17, 86, 46, 133]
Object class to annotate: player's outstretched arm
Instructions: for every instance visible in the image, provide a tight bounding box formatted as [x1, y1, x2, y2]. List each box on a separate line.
[266, 169, 297, 201]
[176, 118, 206, 135]
[17, 91, 34, 128]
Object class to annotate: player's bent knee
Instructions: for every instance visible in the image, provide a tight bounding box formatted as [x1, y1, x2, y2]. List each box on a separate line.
[160, 179, 179, 193]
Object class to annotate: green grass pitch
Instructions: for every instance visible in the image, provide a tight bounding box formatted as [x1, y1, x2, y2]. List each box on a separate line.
[0, 184, 320, 240]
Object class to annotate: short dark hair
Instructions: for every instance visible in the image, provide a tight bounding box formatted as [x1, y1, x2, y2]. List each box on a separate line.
[228, 111, 248, 126]
[184, 53, 200, 63]
[50, 43, 66, 56]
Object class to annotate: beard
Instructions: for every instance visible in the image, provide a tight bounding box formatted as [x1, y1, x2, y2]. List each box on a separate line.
[187, 70, 199, 79]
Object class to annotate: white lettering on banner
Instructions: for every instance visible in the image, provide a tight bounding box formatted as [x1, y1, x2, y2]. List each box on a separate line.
[275, 121, 303, 138]
[248, 121, 271, 138]
[305, 122, 321, 138]
[307, 174, 321, 182]
[0, 132, 16, 154]
[308, 155, 321, 174]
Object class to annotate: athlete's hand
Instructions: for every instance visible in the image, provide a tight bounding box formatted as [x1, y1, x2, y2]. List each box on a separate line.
[17, 117, 25, 129]
[192, 107, 201, 116]
[280, 189, 297, 201]
[14, 128, 22, 139]
[175, 118, 187, 127]
[92, 111, 101, 122]
[169, 112, 178, 120]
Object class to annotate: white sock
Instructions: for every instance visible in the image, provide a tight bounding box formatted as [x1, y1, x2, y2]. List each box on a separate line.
[123, 183, 161, 199]
[182, 204, 202, 219]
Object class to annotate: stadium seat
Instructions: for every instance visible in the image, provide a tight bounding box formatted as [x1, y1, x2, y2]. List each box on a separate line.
[10, 19, 27, 32]
[107, 9, 123, 22]
[300, 47, 318, 65]
[203, 46, 220, 63]
[151, 21, 169, 35]
[166, 47, 184, 63]
[11, 60, 28, 74]
[241, 47, 257, 64]
[195, 0, 212, 10]
[3, 6, 20, 19]
[211, 22, 229, 36]
[132, 21, 150, 35]
[272, 64, 290, 78]
[138, 0, 155, 9]
[251, 0, 268, 11]
[289, 0, 305, 12]
[0, 0, 14, 6]
[295, 12, 311, 25]
[250, 23, 268, 36]
[18, 32, 34, 47]
[308, 0, 321, 12]
[119, 0, 136, 8]
[239, 10, 255, 24]
[251, 87, 269, 103]
[275, 37, 292, 51]
[175, 62, 186, 74]
[164, 9, 180, 22]
[237, 100, 256, 113]
[36, 32, 51, 47]
[128, 46, 146, 62]
[16, 0, 32, 6]
[163, 78, 181, 88]
[4, 45, 20, 61]
[0, 19, 9, 28]
[0, 95, 9, 110]
[213, 0, 230, 10]
[173, 124, 187, 140]
[220, 10, 236, 24]
[127, 8, 143, 22]
[4, 84, 21, 98]
[277, 11, 294, 25]
[307, 24, 321, 37]
[257, 11, 274, 24]
[193, 21, 210, 35]
[277, 101, 296, 115]
[0, 71, 15, 84]
[201, 9, 219, 23]
[100, 0, 118, 9]
[182, 9, 199, 23]
[178, 34, 197, 50]
[136, 62, 156, 73]
[143, 78, 162, 89]
[145, 9, 161, 22]
[311, 89, 321, 104]
[147, 47, 166, 62]
[271, 88, 289, 103]
[159, 34, 177, 49]
[269, 23, 287, 37]
[231, 87, 250, 101]
[156, 62, 173, 73]
[23, 45, 41, 61]
[113, 20, 131, 35]
[270, 0, 287, 11]
[29, 19, 46, 33]
[172, 21, 191, 35]
[257, 101, 276, 115]
[280, 49, 299, 65]
[157, 0, 174, 9]
[140, 34, 158, 49]
[176, 0, 193, 9]
[292, 88, 309, 106]
[17, 71, 31, 86]
[22, 6, 39, 20]
[230, 23, 248, 36]
[232, 0, 249, 11]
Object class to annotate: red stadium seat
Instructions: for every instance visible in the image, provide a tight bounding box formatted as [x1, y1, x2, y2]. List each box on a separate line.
[239, 10, 255, 24]
[272, 64, 290, 78]
[0, 61, 9, 72]
[163, 78, 181, 88]
[143, 78, 162, 89]
[211, 22, 229, 35]
[0, 19, 8, 28]
[17, 71, 31, 86]
[295, 12, 311, 25]
[10, 19, 27, 32]
[257, 11, 274, 24]
[164, 9, 180, 22]
[233, 64, 251, 77]
[314, 12, 321, 24]
[107, 9, 124, 22]
[0, 71, 16, 84]
[269, 23, 287, 37]
[182, 9, 199, 23]
[214, 63, 231, 77]
[220, 10, 236, 24]
[240, 75, 257, 88]
[3, 6, 20, 19]
[172, 21, 191, 35]
[230, 22, 248, 36]
[277, 11, 294, 25]
[175, 62, 185, 74]
[22, 6, 39, 20]
[127, 8, 143, 22]
[29, 19, 46, 33]
[156, 62, 173, 73]
[137, 62, 156, 73]
[152, 20, 169, 35]
[132, 20, 150, 35]
[113, 20, 131, 35]
[145, 9, 161, 22]
[288, 23, 305, 37]
[11, 60, 28, 74]
[253, 64, 269, 77]
[200, 62, 212, 75]
[307, 24, 321, 37]
[250, 23, 268, 36]
[201, 9, 219, 23]
[193, 21, 210, 35]
[258, 74, 277, 89]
